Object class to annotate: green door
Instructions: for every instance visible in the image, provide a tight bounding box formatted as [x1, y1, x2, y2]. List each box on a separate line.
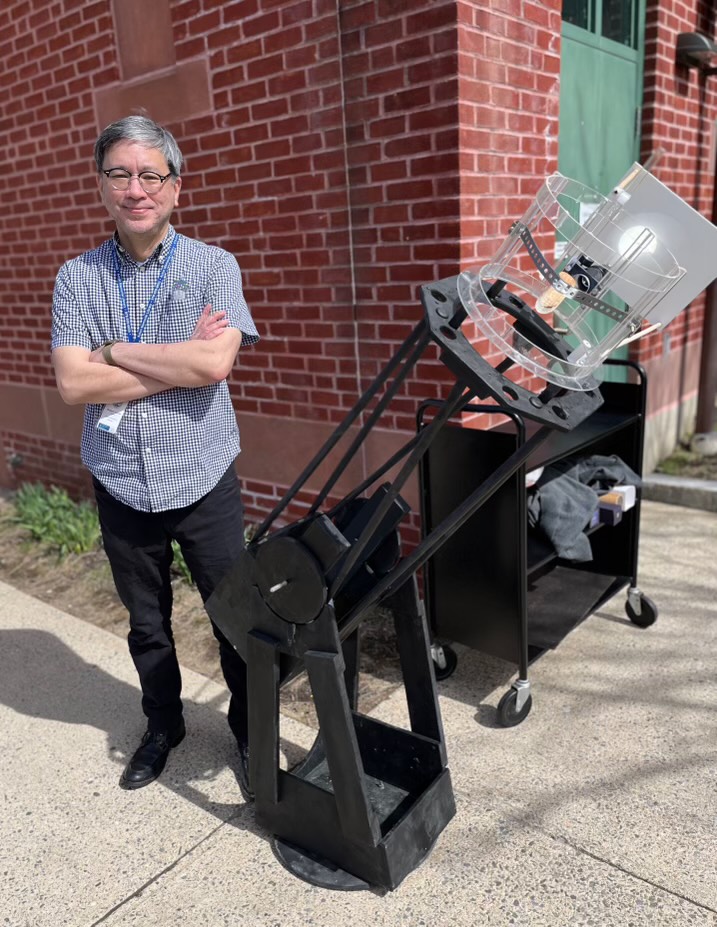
[558, 0, 646, 375]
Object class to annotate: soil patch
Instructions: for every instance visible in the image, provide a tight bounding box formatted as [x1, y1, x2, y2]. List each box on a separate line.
[0, 494, 404, 728]
[4, 444, 712, 727]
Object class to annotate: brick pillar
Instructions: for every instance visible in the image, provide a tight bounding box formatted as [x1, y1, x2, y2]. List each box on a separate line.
[636, 0, 717, 461]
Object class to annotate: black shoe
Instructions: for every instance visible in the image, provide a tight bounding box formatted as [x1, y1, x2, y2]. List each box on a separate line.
[235, 741, 254, 803]
[120, 721, 186, 790]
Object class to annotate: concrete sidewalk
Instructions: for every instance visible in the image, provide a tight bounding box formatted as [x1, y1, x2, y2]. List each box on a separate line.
[1, 499, 716, 927]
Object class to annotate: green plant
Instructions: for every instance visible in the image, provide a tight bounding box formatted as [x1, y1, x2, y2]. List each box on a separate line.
[170, 524, 257, 586]
[11, 483, 257, 580]
[656, 445, 697, 475]
[14, 483, 101, 557]
[171, 540, 194, 585]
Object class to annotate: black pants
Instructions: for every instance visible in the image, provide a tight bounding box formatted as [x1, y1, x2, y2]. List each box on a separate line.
[93, 465, 248, 742]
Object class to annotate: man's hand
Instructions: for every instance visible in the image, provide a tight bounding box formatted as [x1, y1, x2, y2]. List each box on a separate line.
[191, 304, 229, 341]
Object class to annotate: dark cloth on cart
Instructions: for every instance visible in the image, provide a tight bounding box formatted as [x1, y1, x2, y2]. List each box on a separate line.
[527, 454, 641, 561]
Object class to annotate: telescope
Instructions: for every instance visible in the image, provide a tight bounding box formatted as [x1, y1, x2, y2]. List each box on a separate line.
[207, 163, 717, 891]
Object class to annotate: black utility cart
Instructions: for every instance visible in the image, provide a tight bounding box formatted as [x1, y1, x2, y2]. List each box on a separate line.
[420, 359, 657, 727]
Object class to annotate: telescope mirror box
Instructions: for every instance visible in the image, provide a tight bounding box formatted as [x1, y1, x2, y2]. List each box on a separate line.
[457, 163, 717, 390]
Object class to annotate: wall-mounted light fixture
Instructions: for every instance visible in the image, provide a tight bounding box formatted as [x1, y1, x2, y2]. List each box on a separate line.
[676, 32, 717, 74]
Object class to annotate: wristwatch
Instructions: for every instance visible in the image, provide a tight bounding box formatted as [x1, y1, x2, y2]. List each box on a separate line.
[102, 340, 120, 366]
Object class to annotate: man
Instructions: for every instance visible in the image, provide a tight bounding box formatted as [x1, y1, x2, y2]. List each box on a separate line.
[51, 115, 259, 795]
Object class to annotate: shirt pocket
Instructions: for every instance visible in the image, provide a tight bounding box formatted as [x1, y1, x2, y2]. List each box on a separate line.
[155, 281, 207, 343]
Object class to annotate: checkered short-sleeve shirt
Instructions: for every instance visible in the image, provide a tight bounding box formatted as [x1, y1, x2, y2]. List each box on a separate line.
[51, 226, 259, 512]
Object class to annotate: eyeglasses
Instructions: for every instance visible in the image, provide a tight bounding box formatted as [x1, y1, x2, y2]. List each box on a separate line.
[102, 169, 174, 193]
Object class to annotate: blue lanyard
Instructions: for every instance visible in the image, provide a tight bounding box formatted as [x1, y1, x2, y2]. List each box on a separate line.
[111, 235, 179, 343]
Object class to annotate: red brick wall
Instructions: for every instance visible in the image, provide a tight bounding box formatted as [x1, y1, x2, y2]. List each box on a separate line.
[457, 0, 562, 266]
[0, 0, 549, 517]
[636, 1, 717, 412]
[0, 0, 713, 521]
[456, 0, 562, 396]
[342, 0, 460, 425]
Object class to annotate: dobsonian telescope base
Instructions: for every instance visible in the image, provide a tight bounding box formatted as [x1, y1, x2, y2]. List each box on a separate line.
[272, 840, 371, 892]
[208, 515, 455, 892]
[271, 719, 423, 892]
[270, 708, 450, 892]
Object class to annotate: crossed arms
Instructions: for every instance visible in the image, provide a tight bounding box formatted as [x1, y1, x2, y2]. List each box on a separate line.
[53, 306, 242, 405]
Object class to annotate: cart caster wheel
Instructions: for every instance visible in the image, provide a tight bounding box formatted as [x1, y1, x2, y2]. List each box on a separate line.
[432, 644, 458, 681]
[497, 688, 532, 727]
[625, 593, 657, 628]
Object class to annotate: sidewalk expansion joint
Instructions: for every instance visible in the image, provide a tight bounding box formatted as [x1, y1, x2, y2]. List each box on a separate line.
[89, 811, 244, 926]
[551, 832, 717, 916]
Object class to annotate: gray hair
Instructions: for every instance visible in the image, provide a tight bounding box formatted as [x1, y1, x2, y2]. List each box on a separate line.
[94, 115, 184, 176]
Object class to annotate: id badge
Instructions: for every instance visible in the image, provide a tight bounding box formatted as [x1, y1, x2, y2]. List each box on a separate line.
[97, 402, 128, 434]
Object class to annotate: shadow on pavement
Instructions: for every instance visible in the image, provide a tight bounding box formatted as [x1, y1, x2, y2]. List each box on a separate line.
[0, 627, 304, 840]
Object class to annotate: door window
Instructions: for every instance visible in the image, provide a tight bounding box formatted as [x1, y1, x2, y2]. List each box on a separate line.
[602, 0, 638, 48]
[563, 0, 638, 49]
[563, 0, 591, 31]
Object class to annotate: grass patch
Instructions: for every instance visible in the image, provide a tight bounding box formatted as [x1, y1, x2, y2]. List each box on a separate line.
[655, 446, 700, 476]
[13, 483, 101, 558]
[10, 481, 251, 584]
